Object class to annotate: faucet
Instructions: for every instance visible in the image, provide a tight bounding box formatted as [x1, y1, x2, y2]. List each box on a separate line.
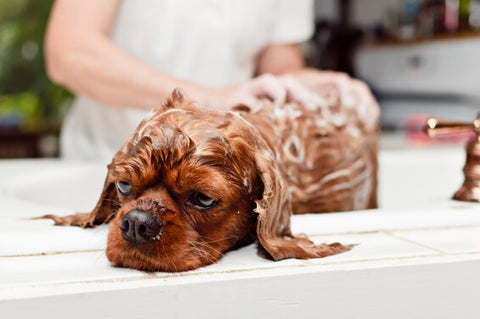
[424, 114, 480, 202]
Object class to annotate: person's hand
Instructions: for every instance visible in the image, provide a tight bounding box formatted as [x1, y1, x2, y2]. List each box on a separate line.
[207, 69, 379, 130]
[210, 73, 324, 111]
[209, 74, 288, 111]
[291, 69, 380, 128]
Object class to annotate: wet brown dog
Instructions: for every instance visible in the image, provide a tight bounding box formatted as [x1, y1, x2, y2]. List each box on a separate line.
[43, 73, 378, 272]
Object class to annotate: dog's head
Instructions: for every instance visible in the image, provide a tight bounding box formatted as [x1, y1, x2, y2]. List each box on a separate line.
[84, 89, 299, 272]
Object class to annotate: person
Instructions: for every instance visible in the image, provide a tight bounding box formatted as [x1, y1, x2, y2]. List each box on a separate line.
[45, 0, 377, 160]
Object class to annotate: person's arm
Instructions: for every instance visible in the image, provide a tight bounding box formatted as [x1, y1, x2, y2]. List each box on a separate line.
[47, 0, 291, 111]
[45, 0, 214, 110]
[255, 43, 305, 76]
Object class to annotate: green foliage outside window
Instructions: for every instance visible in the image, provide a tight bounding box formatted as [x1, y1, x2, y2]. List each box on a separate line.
[0, 0, 72, 132]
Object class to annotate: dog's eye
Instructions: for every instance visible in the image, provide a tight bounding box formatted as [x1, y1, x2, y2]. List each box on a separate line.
[116, 181, 133, 196]
[188, 192, 217, 210]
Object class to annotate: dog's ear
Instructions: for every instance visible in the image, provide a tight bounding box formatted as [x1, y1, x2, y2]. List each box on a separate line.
[38, 143, 133, 228]
[252, 143, 354, 260]
[41, 172, 119, 228]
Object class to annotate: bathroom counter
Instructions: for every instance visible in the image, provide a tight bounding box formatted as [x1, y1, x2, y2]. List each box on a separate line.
[1, 146, 480, 318]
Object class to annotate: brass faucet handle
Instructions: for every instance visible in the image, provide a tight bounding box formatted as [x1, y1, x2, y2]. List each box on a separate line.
[423, 114, 480, 202]
[424, 117, 480, 137]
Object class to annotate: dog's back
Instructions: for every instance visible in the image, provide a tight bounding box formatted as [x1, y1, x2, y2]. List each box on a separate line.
[240, 87, 378, 214]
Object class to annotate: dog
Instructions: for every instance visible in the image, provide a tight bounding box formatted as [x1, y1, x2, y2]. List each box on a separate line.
[42, 73, 378, 272]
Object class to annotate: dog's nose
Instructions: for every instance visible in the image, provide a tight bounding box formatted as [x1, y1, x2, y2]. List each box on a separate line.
[120, 210, 163, 244]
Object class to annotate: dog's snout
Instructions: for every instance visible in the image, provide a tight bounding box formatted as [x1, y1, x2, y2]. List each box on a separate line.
[120, 210, 163, 244]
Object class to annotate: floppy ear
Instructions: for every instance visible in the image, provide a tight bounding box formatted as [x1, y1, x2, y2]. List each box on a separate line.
[253, 145, 354, 260]
[38, 140, 135, 228]
[39, 168, 120, 228]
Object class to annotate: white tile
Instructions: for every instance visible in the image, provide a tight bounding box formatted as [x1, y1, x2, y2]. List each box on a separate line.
[306, 232, 440, 263]
[0, 231, 438, 288]
[0, 219, 108, 256]
[190, 231, 441, 275]
[0, 251, 142, 287]
[291, 206, 480, 236]
[199, 231, 442, 273]
[392, 227, 480, 254]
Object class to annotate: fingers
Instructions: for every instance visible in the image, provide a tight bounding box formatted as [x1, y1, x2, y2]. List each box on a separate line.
[251, 74, 287, 106]
[350, 79, 380, 127]
[221, 71, 379, 127]
[221, 74, 288, 110]
[278, 74, 327, 111]
[295, 70, 380, 126]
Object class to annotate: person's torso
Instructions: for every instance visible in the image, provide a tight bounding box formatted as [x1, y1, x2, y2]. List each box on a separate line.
[62, 0, 302, 160]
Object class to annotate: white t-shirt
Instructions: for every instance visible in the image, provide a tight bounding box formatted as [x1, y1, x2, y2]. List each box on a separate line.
[61, 0, 314, 161]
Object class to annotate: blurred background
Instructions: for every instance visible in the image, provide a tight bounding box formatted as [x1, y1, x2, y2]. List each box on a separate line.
[0, 0, 71, 158]
[1, 0, 479, 158]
